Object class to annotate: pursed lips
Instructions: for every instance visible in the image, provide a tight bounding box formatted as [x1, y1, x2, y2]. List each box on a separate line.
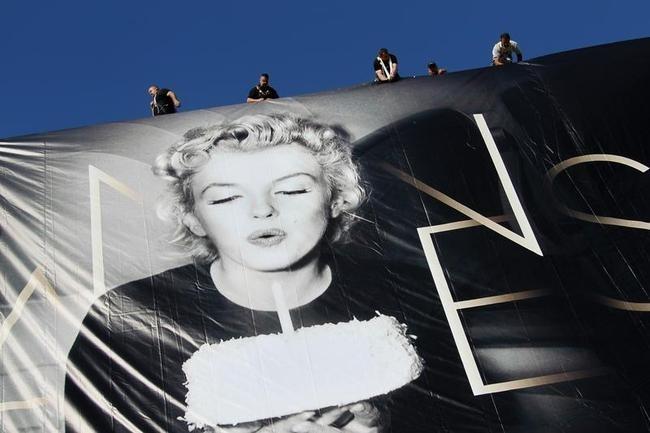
[246, 228, 287, 247]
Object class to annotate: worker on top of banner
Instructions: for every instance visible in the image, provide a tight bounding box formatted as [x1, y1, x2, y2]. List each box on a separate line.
[148, 84, 181, 116]
[374, 48, 400, 83]
[247, 73, 280, 103]
[492, 32, 523, 66]
[427, 62, 447, 77]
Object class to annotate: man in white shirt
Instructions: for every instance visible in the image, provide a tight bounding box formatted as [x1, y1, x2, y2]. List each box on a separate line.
[492, 33, 523, 66]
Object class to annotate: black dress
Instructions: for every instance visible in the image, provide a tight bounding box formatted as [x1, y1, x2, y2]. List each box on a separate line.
[63, 253, 437, 432]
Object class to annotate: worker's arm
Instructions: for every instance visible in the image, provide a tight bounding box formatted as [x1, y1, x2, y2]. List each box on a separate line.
[513, 43, 523, 62]
[247, 87, 263, 103]
[390, 62, 398, 80]
[167, 91, 181, 108]
[492, 43, 504, 65]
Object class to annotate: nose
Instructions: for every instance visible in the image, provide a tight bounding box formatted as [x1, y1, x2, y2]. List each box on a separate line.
[250, 196, 276, 219]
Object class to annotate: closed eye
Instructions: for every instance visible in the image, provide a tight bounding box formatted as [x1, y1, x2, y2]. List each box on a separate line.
[276, 189, 310, 196]
[207, 196, 241, 205]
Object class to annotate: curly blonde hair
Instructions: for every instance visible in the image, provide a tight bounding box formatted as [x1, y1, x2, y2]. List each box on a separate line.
[153, 113, 366, 263]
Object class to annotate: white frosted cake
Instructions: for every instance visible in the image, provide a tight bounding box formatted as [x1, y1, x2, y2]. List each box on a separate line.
[183, 314, 422, 429]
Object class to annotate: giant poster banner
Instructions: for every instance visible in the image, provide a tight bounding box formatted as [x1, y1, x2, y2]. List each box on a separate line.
[1, 39, 650, 433]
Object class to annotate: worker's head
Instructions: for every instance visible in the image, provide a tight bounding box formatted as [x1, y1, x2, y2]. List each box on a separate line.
[148, 85, 159, 96]
[427, 62, 439, 76]
[500, 33, 511, 46]
[378, 48, 389, 62]
[259, 73, 270, 87]
[154, 113, 365, 267]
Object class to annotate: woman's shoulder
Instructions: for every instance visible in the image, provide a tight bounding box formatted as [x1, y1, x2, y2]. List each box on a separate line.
[92, 262, 213, 313]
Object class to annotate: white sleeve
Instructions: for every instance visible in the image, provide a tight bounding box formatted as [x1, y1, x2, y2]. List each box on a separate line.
[492, 42, 501, 59]
[512, 41, 522, 55]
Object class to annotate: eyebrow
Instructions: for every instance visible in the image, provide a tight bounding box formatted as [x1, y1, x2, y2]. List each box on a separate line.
[273, 172, 317, 183]
[200, 182, 236, 196]
[199, 172, 317, 197]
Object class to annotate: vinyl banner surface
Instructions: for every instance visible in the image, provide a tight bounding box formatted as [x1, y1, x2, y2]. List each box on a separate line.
[2, 39, 650, 433]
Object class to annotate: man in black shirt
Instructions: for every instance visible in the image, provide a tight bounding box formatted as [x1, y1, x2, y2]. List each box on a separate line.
[374, 48, 400, 83]
[148, 85, 181, 116]
[247, 73, 279, 103]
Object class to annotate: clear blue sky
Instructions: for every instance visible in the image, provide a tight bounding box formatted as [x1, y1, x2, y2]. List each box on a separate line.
[1, 0, 648, 138]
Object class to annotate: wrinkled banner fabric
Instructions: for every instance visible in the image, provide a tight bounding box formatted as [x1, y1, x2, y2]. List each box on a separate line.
[1, 39, 650, 433]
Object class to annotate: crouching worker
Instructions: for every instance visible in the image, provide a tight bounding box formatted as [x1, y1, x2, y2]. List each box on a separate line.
[492, 32, 523, 66]
[148, 84, 181, 116]
[374, 48, 400, 83]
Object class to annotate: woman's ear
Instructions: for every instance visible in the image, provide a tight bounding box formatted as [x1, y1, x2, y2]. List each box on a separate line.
[182, 213, 207, 237]
[330, 197, 345, 218]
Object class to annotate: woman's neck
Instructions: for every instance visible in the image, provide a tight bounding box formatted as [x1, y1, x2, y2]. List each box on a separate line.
[209, 255, 332, 312]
